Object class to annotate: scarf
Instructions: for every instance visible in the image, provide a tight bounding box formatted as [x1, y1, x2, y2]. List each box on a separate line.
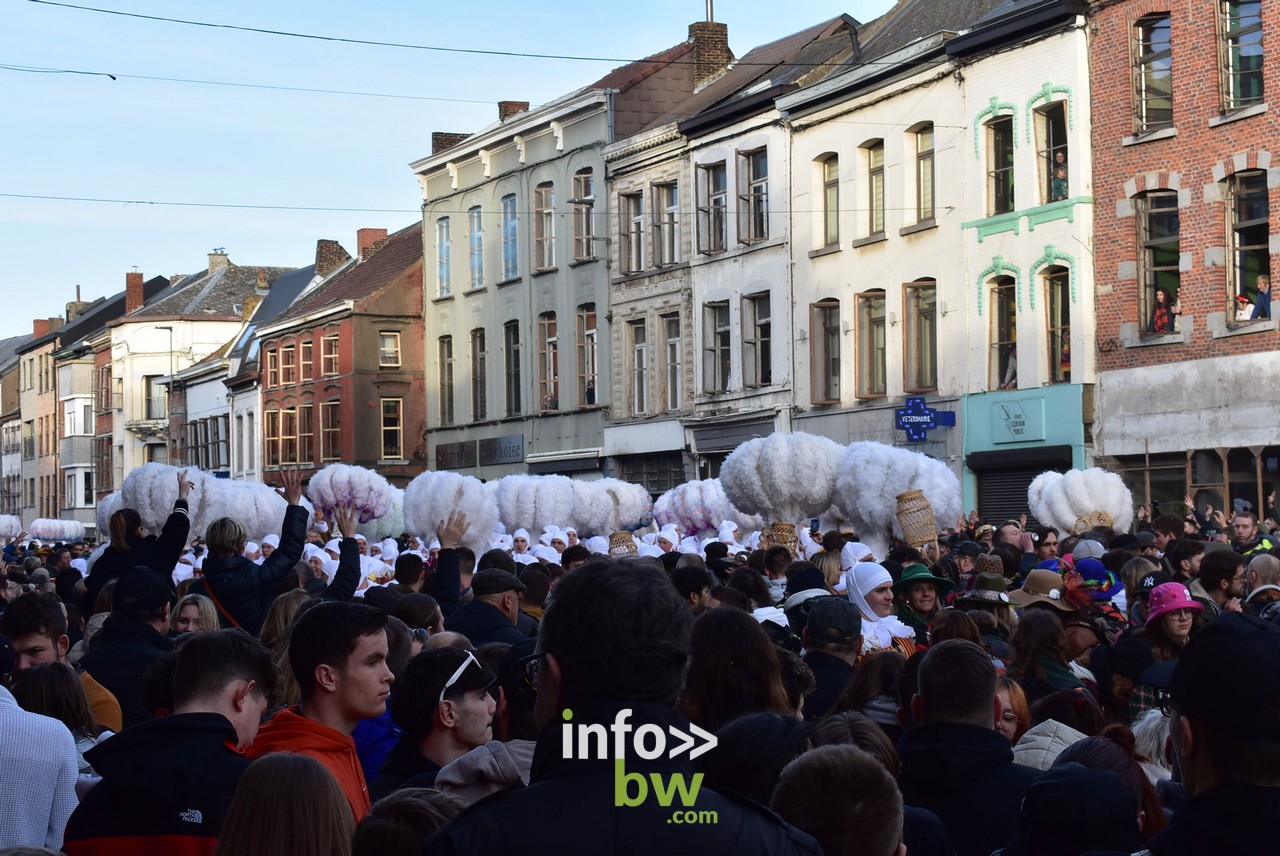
[845, 562, 915, 653]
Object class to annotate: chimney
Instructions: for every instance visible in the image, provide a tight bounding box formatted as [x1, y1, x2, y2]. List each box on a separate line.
[357, 228, 389, 261]
[33, 318, 51, 338]
[498, 101, 529, 122]
[208, 249, 230, 272]
[432, 132, 470, 155]
[689, 21, 733, 89]
[170, 274, 185, 287]
[256, 267, 269, 290]
[65, 285, 93, 322]
[126, 271, 145, 314]
[315, 239, 351, 278]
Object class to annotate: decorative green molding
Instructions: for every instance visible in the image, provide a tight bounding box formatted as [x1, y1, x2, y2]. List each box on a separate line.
[1025, 83, 1074, 144]
[976, 255, 1022, 315]
[1029, 244, 1078, 304]
[964, 197, 1093, 243]
[963, 210, 1021, 243]
[973, 95, 1018, 158]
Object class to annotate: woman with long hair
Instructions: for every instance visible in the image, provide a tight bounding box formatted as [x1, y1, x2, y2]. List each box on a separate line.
[1055, 723, 1168, 841]
[1107, 582, 1201, 721]
[1008, 609, 1087, 706]
[995, 675, 1031, 744]
[810, 551, 842, 593]
[213, 753, 354, 856]
[678, 608, 791, 732]
[829, 650, 905, 742]
[171, 593, 218, 636]
[844, 562, 916, 661]
[11, 662, 108, 774]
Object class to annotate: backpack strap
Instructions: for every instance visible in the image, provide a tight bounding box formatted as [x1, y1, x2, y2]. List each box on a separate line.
[202, 578, 242, 629]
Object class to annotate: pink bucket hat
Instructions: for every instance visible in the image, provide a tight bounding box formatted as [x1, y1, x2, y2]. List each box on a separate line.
[1146, 582, 1202, 625]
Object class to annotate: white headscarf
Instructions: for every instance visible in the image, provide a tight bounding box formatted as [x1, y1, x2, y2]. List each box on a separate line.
[845, 562, 914, 653]
[512, 528, 531, 553]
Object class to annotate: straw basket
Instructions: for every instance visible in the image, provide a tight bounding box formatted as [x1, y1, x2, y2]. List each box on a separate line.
[761, 522, 800, 557]
[608, 531, 638, 557]
[896, 489, 938, 551]
[1071, 511, 1115, 535]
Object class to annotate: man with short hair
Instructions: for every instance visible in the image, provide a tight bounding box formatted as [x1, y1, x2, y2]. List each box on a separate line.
[391, 553, 426, 596]
[370, 647, 496, 799]
[247, 601, 393, 821]
[1189, 550, 1245, 618]
[79, 566, 174, 729]
[1232, 511, 1276, 558]
[426, 558, 821, 855]
[63, 629, 279, 855]
[670, 564, 712, 614]
[559, 543, 591, 572]
[771, 745, 905, 856]
[1243, 554, 1280, 616]
[801, 597, 861, 721]
[1, 591, 122, 731]
[897, 639, 1038, 856]
[444, 569, 527, 647]
[1165, 538, 1204, 584]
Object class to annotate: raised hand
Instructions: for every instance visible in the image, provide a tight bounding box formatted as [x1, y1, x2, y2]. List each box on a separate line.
[176, 469, 195, 500]
[332, 502, 358, 540]
[437, 510, 471, 549]
[278, 468, 303, 506]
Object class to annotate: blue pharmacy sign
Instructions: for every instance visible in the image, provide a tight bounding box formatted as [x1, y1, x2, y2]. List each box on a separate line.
[894, 397, 955, 443]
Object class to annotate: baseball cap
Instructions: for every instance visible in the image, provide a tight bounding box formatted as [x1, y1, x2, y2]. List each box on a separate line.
[1143, 612, 1280, 742]
[1071, 540, 1106, 561]
[112, 566, 175, 612]
[952, 540, 985, 559]
[1137, 569, 1173, 595]
[805, 596, 862, 646]
[470, 568, 527, 597]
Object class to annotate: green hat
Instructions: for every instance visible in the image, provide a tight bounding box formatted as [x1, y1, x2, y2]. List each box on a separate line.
[892, 563, 954, 597]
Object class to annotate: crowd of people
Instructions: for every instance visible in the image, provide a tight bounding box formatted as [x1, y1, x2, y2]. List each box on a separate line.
[0, 466, 1276, 855]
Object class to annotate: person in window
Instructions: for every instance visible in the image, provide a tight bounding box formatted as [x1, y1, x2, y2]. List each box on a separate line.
[1235, 294, 1255, 322]
[999, 345, 1018, 390]
[1148, 287, 1179, 334]
[1251, 274, 1271, 320]
[1051, 166, 1068, 201]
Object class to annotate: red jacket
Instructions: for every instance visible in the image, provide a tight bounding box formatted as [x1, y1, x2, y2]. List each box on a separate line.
[246, 706, 371, 820]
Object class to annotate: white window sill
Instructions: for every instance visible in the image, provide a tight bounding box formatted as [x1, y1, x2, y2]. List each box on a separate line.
[1209, 103, 1268, 128]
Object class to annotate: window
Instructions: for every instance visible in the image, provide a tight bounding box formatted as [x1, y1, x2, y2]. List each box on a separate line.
[300, 340, 313, 382]
[905, 280, 937, 392]
[264, 409, 280, 466]
[743, 293, 772, 387]
[321, 334, 339, 376]
[379, 332, 401, 368]
[866, 142, 885, 235]
[320, 402, 340, 461]
[1139, 190, 1181, 335]
[1230, 170, 1271, 319]
[739, 149, 768, 243]
[501, 193, 519, 280]
[662, 313, 682, 411]
[1135, 15, 1173, 132]
[856, 291, 887, 398]
[246, 411, 255, 469]
[703, 302, 731, 392]
[810, 300, 841, 405]
[83, 470, 93, 506]
[145, 376, 166, 420]
[819, 156, 840, 246]
[915, 126, 934, 221]
[1220, 1, 1263, 110]
[436, 216, 452, 296]
[621, 192, 645, 273]
[265, 349, 279, 389]
[280, 407, 298, 465]
[987, 117, 1015, 215]
[470, 329, 487, 421]
[439, 336, 455, 427]
[572, 169, 595, 261]
[697, 162, 728, 253]
[280, 344, 296, 385]
[468, 205, 484, 289]
[1046, 268, 1071, 383]
[654, 183, 680, 265]
[538, 312, 558, 411]
[1037, 103, 1069, 203]
[381, 398, 403, 460]
[504, 321, 522, 416]
[534, 182, 555, 271]
[96, 364, 111, 412]
[990, 277, 1018, 390]
[577, 304, 597, 406]
[630, 320, 648, 415]
[297, 405, 313, 464]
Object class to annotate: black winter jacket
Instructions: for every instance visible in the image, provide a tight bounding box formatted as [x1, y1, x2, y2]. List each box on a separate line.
[188, 505, 311, 635]
[63, 713, 250, 856]
[79, 616, 173, 729]
[444, 599, 527, 647]
[82, 500, 190, 614]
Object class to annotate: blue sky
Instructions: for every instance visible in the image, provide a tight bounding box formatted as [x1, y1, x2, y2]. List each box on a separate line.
[1, 0, 894, 340]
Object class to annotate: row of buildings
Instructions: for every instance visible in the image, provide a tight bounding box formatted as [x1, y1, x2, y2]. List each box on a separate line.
[5, 0, 1275, 535]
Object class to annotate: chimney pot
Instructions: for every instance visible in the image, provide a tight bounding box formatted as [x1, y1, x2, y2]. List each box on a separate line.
[126, 271, 145, 314]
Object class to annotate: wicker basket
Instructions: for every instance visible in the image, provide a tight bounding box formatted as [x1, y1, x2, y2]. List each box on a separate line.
[896, 489, 938, 550]
[608, 531, 638, 557]
[1071, 511, 1115, 535]
[762, 522, 800, 557]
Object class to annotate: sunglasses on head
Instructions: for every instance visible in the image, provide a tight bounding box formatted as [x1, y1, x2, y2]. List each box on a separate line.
[439, 651, 480, 704]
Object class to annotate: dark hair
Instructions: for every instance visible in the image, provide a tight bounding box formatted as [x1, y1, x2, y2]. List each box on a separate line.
[1199, 549, 1244, 591]
[518, 569, 550, 608]
[384, 617, 413, 678]
[894, 651, 925, 729]
[389, 593, 441, 631]
[770, 746, 903, 856]
[1150, 515, 1183, 539]
[141, 650, 181, 717]
[815, 710, 901, 776]
[10, 662, 99, 738]
[540, 558, 690, 707]
[709, 586, 750, 611]
[1009, 609, 1070, 681]
[834, 650, 905, 718]
[213, 753, 353, 856]
[776, 648, 816, 713]
[928, 609, 983, 645]
[822, 532, 845, 554]
[287, 602, 388, 699]
[1031, 525, 1059, 545]
[559, 544, 591, 567]
[390, 647, 490, 742]
[352, 788, 467, 856]
[918, 639, 997, 723]
[109, 508, 142, 551]
[0, 592, 67, 643]
[1165, 538, 1204, 576]
[477, 548, 516, 574]
[1029, 688, 1105, 736]
[669, 565, 712, 603]
[727, 567, 772, 609]
[393, 553, 424, 586]
[701, 712, 816, 805]
[174, 629, 280, 709]
[455, 547, 476, 576]
[679, 608, 790, 732]
[1055, 724, 1166, 840]
[763, 546, 792, 576]
[990, 542, 1022, 578]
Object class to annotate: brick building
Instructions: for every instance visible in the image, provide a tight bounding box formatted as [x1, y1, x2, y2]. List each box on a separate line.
[1090, 0, 1276, 513]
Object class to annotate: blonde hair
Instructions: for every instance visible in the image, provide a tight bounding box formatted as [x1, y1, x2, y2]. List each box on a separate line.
[174, 594, 219, 634]
[812, 551, 842, 591]
[206, 517, 247, 558]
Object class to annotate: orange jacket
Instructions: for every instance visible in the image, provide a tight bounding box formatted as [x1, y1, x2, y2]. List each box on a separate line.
[245, 707, 371, 820]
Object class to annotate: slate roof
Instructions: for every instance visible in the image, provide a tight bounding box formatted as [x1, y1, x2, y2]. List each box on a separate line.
[128, 263, 296, 320]
[271, 222, 422, 327]
[855, 0, 1011, 63]
[0, 334, 32, 373]
[24, 275, 169, 353]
